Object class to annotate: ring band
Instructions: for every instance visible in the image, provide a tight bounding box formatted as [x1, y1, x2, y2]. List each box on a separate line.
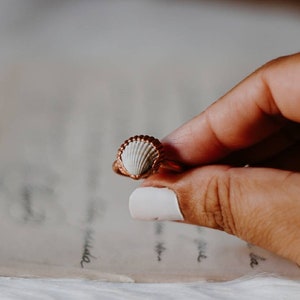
[112, 135, 185, 180]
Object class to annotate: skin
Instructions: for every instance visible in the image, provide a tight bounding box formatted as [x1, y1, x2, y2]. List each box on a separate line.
[142, 53, 300, 265]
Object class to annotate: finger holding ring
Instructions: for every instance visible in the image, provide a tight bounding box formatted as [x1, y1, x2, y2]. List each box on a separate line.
[112, 135, 185, 180]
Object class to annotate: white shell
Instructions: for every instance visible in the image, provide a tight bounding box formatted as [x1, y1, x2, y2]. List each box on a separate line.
[121, 140, 159, 176]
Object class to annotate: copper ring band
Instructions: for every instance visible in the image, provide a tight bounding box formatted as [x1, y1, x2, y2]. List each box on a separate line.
[112, 135, 185, 180]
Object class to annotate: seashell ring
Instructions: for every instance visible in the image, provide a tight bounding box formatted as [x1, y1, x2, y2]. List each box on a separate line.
[112, 135, 184, 180]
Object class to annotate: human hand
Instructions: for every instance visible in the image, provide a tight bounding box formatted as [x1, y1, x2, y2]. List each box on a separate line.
[129, 53, 300, 265]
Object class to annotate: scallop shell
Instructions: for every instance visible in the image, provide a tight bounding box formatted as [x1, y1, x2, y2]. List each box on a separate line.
[113, 135, 164, 180]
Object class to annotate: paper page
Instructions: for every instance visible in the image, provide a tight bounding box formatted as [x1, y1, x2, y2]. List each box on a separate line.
[0, 62, 299, 283]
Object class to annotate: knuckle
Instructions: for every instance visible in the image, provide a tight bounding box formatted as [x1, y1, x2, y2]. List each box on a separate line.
[204, 169, 238, 235]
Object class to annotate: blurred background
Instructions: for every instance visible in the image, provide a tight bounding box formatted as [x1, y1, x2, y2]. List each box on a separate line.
[1, 0, 300, 136]
[1, 0, 300, 118]
[0, 0, 300, 283]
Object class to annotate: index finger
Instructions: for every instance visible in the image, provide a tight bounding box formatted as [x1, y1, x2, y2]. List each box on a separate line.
[162, 53, 300, 165]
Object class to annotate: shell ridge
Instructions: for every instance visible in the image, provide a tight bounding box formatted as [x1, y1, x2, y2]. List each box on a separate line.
[131, 140, 140, 175]
[131, 141, 138, 173]
[121, 142, 133, 174]
[138, 142, 153, 175]
[135, 142, 145, 174]
[136, 140, 146, 174]
[136, 141, 151, 175]
[116, 135, 164, 179]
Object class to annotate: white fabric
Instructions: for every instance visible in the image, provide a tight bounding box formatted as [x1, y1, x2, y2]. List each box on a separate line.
[1, 277, 300, 300]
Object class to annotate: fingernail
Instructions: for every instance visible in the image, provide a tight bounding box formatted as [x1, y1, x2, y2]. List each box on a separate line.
[129, 187, 184, 221]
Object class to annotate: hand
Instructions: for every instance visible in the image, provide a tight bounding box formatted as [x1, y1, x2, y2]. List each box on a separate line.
[129, 53, 300, 265]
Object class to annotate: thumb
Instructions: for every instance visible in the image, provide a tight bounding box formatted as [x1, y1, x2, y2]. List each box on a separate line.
[129, 166, 300, 264]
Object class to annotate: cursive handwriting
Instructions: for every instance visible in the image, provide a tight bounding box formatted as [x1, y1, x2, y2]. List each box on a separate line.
[249, 252, 266, 268]
[80, 229, 96, 268]
[155, 242, 166, 262]
[194, 239, 207, 262]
